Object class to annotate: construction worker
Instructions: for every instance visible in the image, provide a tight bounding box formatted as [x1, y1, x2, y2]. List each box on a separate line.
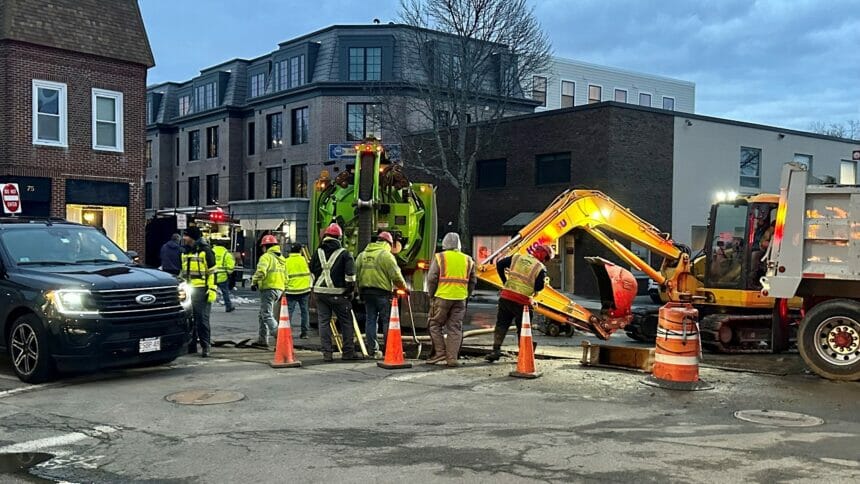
[356, 231, 408, 358]
[181, 226, 216, 357]
[310, 223, 361, 361]
[426, 232, 477, 367]
[485, 244, 554, 362]
[212, 241, 236, 313]
[285, 243, 313, 339]
[251, 234, 286, 348]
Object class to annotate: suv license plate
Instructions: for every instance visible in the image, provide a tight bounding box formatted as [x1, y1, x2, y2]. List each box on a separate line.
[139, 337, 161, 353]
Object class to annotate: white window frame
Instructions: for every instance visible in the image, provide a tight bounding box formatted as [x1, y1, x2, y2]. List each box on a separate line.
[587, 84, 603, 104]
[639, 91, 652, 107]
[91, 88, 124, 152]
[614, 88, 628, 103]
[560, 79, 575, 108]
[32, 79, 68, 147]
[662, 96, 675, 111]
[840, 160, 857, 185]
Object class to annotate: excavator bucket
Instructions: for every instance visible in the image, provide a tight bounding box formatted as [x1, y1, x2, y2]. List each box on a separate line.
[586, 256, 638, 319]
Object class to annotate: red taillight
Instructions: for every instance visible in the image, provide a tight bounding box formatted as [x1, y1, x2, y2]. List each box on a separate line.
[778, 266, 785, 273]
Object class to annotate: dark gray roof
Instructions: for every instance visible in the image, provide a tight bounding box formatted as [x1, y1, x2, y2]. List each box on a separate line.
[0, 0, 154, 67]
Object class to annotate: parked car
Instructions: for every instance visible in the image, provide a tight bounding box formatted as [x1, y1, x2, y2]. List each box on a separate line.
[648, 279, 662, 304]
[0, 218, 191, 383]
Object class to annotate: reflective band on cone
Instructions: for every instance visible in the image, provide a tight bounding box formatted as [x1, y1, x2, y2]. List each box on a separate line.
[377, 297, 412, 370]
[642, 302, 713, 391]
[271, 296, 302, 368]
[510, 306, 541, 379]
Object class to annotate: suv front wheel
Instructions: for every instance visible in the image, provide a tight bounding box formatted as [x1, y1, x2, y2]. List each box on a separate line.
[8, 314, 55, 383]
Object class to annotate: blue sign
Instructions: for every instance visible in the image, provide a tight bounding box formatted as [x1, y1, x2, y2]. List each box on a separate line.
[328, 143, 401, 162]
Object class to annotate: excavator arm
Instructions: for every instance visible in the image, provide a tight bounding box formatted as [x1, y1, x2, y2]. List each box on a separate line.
[478, 189, 693, 339]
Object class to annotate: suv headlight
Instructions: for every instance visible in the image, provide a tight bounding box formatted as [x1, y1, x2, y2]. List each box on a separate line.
[178, 282, 192, 310]
[49, 289, 99, 315]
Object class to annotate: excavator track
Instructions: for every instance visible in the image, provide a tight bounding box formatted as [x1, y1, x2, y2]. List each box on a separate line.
[699, 313, 790, 354]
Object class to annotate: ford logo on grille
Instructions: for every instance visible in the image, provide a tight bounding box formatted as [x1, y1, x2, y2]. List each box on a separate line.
[136, 294, 157, 305]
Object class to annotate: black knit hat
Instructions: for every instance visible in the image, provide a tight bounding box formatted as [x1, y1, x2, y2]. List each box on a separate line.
[184, 226, 203, 240]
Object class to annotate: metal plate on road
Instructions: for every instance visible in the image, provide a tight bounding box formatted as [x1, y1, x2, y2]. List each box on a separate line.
[139, 337, 161, 353]
[734, 409, 823, 427]
[165, 390, 245, 406]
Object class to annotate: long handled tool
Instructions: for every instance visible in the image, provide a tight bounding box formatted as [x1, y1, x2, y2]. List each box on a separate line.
[351, 309, 369, 357]
[330, 317, 343, 353]
[405, 293, 422, 359]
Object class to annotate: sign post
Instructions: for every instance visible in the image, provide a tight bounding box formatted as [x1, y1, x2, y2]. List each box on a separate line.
[176, 213, 188, 230]
[2, 183, 22, 215]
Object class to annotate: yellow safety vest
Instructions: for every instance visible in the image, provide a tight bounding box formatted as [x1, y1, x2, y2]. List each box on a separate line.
[434, 250, 473, 300]
[503, 254, 545, 298]
[212, 245, 234, 284]
[254, 247, 286, 290]
[181, 249, 216, 302]
[284, 253, 312, 295]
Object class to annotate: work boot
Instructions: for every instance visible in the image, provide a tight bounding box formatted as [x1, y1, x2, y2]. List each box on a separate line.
[251, 338, 269, 349]
[225, 307, 235, 313]
[425, 355, 446, 365]
[201, 347, 210, 358]
[323, 352, 334, 362]
[300, 331, 308, 339]
[485, 348, 502, 362]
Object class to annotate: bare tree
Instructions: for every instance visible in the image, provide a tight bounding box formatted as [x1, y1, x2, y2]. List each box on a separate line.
[809, 120, 860, 140]
[376, 0, 551, 248]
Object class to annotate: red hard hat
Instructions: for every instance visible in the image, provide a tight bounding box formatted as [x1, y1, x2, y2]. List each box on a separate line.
[532, 244, 554, 262]
[378, 231, 393, 245]
[261, 234, 278, 246]
[324, 223, 343, 238]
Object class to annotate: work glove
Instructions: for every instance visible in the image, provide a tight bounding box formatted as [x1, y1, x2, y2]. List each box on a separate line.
[250, 284, 258, 292]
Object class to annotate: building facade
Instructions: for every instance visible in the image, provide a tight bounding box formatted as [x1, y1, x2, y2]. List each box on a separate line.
[418, 102, 858, 297]
[146, 24, 537, 253]
[532, 56, 695, 113]
[0, 0, 153, 253]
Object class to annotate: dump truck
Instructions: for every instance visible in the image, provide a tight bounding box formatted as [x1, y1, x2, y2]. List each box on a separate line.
[762, 162, 860, 381]
[308, 139, 437, 326]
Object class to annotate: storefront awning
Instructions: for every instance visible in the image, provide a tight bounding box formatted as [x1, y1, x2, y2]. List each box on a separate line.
[502, 212, 540, 228]
[239, 218, 284, 231]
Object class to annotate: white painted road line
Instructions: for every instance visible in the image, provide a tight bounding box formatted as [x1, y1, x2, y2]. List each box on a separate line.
[0, 425, 119, 453]
[0, 382, 59, 399]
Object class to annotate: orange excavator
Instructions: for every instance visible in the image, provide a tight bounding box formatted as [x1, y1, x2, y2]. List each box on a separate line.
[477, 188, 800, 351]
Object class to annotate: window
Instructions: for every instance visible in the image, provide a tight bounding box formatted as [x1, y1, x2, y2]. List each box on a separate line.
[247, 172, 256, 200]
[249, 73, 265, 98]
[206, 174, 219, 205]
[292, 107, 309, 145]
[348, 47, 382, 81]
[195, 83, 216, 111]
[740, 146, 762, 188]
[476, 159, 507, 189]
[175, 138, 180, 166]
[290, 55, 305, 88]
[206, 126, 218, 158]
[267, 167, 282, 199]
[146, 140, 152, 167]
[535, 152, 571, 185]
[435, 110, 450, 128]
[178, 95, 191, 116]
[532, 76, 547, 106]
[277, 60, 288, 90]
[144, 182, 153, 209]
[175, 181, 180, 206]
[146, 101, 153, 124]
[291, 164, 308, 197]
[614, 89, 628, 103]
[91, 89, 124, 151]
[840, 160, 857, 184]
[588, 85, 602, 104]
[188, 177, 200, 206]
[188, 130, 200, 161]
[347, 103, 381, 141]
[639, 92, 651, 107]
[247, 122, 256, 155]
[33, 80, 67, 147]
[561, 81, 575, 108]
[662, 96, 675, 110]
[793, 153, 812, 172]
[266, 113, 283, 148]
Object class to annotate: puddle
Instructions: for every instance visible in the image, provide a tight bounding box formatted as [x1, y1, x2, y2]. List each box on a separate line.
[0, 452, 55, 481]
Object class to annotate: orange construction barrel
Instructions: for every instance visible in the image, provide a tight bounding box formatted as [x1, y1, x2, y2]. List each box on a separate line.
[642, 302, 713, 391]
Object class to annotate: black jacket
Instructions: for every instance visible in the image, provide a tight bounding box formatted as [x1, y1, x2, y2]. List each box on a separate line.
[310, 238, 356, 293]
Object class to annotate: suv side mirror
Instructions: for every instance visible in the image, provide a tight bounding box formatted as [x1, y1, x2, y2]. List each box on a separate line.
[125, 250, 140, 264]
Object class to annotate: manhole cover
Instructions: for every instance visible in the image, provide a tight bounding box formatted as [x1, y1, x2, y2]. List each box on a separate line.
[165, 390, 245, 405]
[734, 409, 823, 427]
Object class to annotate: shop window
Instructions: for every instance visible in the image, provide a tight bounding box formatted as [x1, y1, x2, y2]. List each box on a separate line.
[65, 205, 128, 250]
[32, 79, 68, 147]
[267, 167, 282, 199]
[206, 174, 219, 205]
[188, 176, 200, 206]
[476, 159, 506, 189]
[206, 126, 218, 158]
[535, 153, 571, 185]
[291, 164, 307, 198]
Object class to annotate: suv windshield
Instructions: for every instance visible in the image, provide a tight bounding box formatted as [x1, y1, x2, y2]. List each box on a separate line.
[0, 226, 130, 266]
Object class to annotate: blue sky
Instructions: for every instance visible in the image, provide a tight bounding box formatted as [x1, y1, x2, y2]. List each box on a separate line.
[140, 0, 860, 132]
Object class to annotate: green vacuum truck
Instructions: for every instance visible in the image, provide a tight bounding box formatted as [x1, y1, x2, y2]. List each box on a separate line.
[308, 139, 438, 327]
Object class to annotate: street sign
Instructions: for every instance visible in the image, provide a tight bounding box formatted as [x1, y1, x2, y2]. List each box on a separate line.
[176, 213, 187, 229]
[2, 183, 22, 214]
[328, 143, 401, 162]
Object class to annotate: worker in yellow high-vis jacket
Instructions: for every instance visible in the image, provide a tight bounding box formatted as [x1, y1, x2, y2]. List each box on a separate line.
[284, 243, 313, 339]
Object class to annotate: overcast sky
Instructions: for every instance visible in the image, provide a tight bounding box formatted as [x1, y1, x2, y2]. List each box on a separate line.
[140, 0, 860, 132]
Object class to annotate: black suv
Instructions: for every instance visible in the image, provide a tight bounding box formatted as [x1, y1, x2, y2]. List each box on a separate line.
[0, 219, 191, 383]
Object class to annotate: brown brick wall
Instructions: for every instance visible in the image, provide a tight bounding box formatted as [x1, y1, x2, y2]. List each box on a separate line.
[0, 40, 148, 254]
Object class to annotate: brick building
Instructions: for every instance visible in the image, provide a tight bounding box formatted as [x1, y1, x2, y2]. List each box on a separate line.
[0, 0, 154, 253]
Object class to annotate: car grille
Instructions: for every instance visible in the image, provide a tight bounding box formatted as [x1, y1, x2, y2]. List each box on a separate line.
[91, 286, 182, 318]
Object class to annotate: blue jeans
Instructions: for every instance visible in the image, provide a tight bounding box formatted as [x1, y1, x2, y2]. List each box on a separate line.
[364, 294, 391, 353]
[217, 281, 233, 310]
[287, 293, 310, 333]
[259, 289, 283, 341]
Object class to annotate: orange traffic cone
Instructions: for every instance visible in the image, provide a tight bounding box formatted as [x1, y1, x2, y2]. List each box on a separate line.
[270, 296, 302, 368]
[642, 302, 712, 391]
[377, 297, 413, 370]
[510, 305, 541, 379]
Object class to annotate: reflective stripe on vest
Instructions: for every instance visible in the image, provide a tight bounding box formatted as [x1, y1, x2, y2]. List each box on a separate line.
[285, 254, 312, 294]
[503, 254, 544, 298]
[182, 251, 213, 289]
[314, 248, 347, 294]
[435, 251, 472, 300]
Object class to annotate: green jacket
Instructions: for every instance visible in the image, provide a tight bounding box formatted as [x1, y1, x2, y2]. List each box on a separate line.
[252, 246, 286, 290]
[356, 241, 407, 293]
[212, 245, 235, 284]
[284, 253, 313, 295]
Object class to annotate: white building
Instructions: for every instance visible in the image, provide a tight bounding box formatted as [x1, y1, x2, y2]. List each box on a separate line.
[532, 56, 695, 113]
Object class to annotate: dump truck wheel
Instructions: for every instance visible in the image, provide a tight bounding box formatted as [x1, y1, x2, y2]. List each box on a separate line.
[798, 299, 860, 381]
